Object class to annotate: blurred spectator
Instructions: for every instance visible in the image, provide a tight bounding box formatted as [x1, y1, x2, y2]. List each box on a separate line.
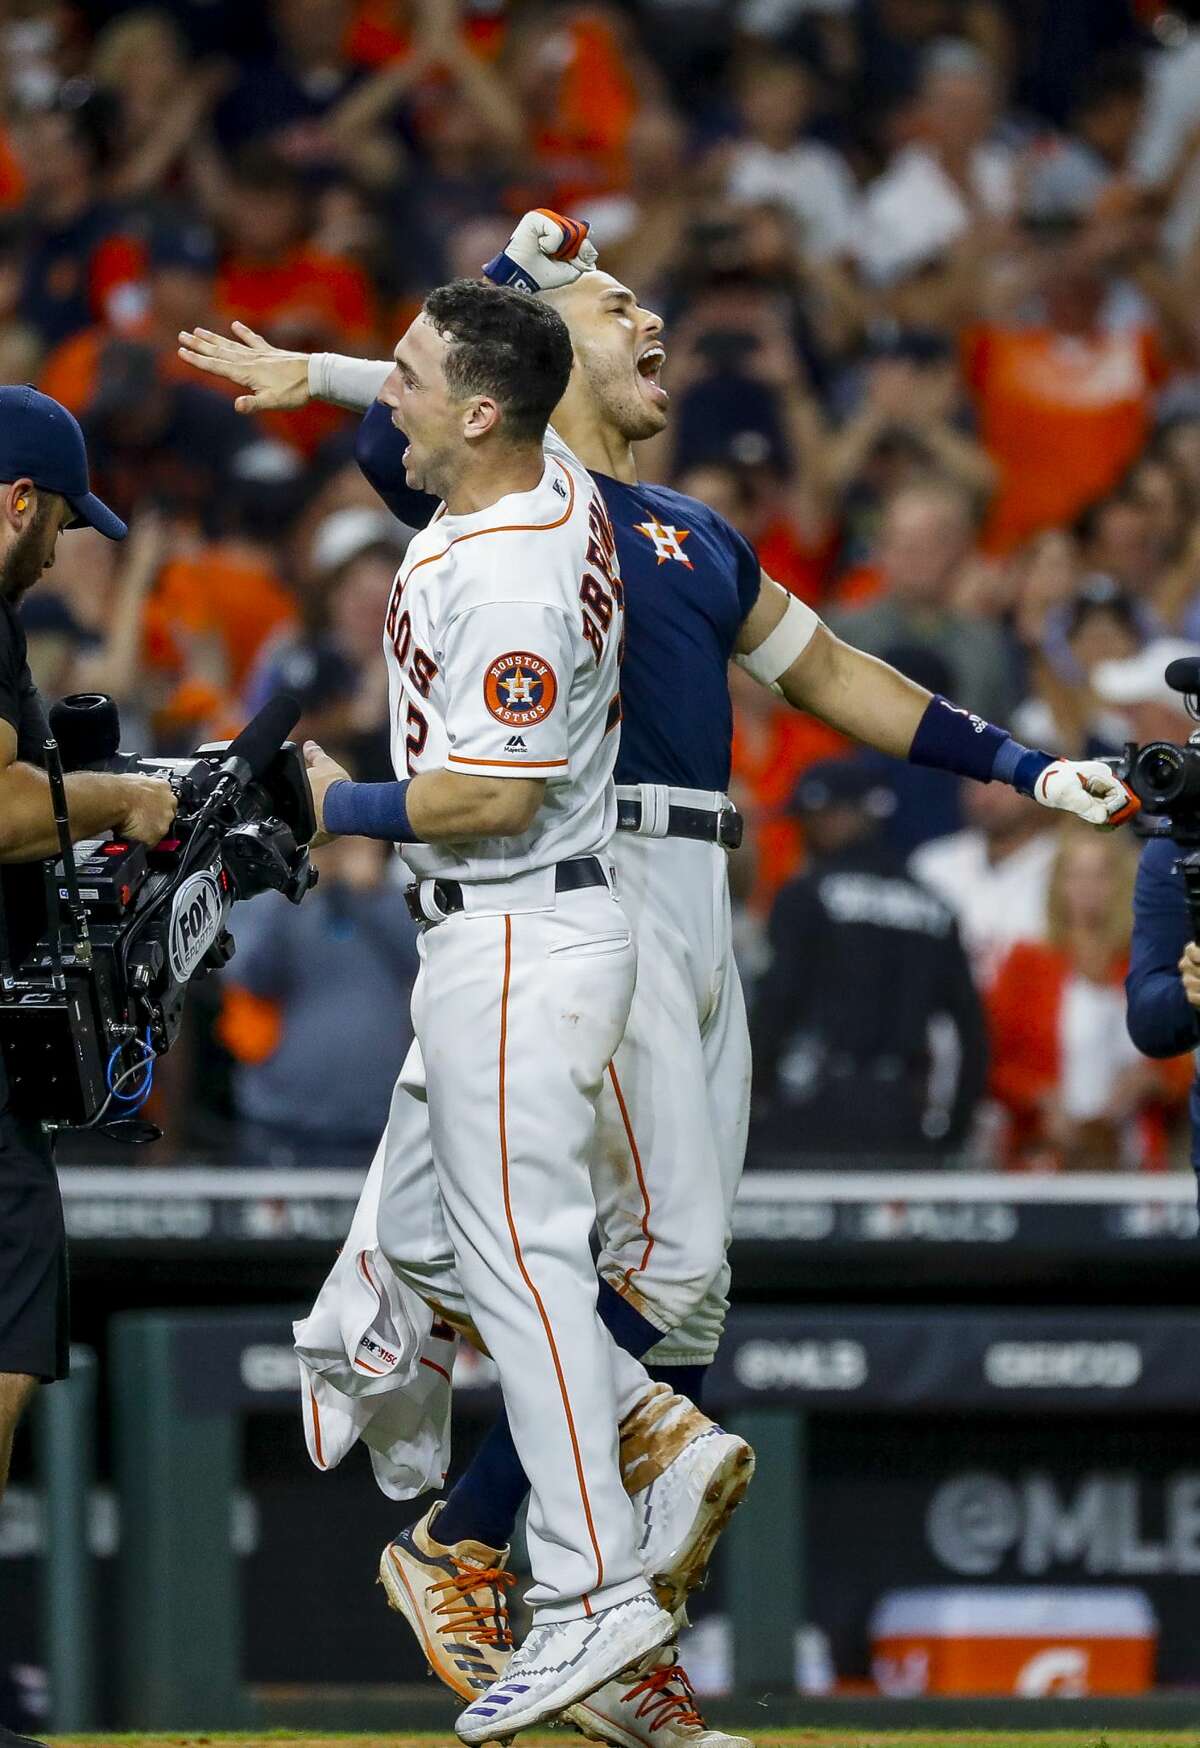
[506, 1, 654, 208]
[1013, 574, 1144, 760]
[823, 329, 997, 555]
[987, 829, 1189, 1170]
[965, 220, 1172, 554]
[213, 149, 376, 348]
[245, 505, 409, 781]
[855, 38, 1015, 288]
[215, 0, 365, 162]
[827, 480, 1019, 724]
[40, 212, 223, 414]
[212, 148, 377, 453]
[1023, 55, 1146, 225]
[89, 9, 229, 202]
[1131, 0, 1200, 260]
[220, 835, 418, 1167]
[910, 778, 1057, 988]
[0, 219, 41, 381]
[721, 50, 857, 263]
[750, 758, 986, 1161]
[12, 98, 145, 348]
[138, 439, 303, 745]
[1089, 633, 1200, 747]
[82, 338, 256, 526]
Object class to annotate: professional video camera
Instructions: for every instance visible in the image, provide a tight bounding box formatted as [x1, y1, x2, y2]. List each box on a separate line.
[0, 691, 316, 1140]
[1116, 655, 1200, 932]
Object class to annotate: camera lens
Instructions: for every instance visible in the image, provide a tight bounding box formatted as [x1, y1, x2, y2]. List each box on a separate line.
[1134, 741, 1200, 809]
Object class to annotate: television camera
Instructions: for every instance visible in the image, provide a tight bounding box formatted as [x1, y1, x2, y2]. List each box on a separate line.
[0, 691, 316, 1139]
[1117, 655, 1200, 935]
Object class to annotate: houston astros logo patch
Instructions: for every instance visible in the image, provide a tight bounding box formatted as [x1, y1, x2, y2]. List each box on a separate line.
[484, 652, 558, 726]
[634, 516, 692, 567]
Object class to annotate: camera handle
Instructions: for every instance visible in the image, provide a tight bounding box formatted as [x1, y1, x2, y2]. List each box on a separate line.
[1178, 851, 1200, 943]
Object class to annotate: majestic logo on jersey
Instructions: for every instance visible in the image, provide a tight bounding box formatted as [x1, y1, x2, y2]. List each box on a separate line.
[484, 652, 558, 727]
[634, 516, 693, 568]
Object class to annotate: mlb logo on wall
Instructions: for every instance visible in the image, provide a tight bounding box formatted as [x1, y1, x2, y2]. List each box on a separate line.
[484, 652, 558, 727]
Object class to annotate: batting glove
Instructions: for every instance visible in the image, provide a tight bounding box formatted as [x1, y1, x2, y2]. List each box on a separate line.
[1033, 759, 1141, 829]
[483, 208, 598, 294]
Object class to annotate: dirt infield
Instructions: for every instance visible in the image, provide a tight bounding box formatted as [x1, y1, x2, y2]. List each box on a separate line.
[48, 1730, 1200, 1747]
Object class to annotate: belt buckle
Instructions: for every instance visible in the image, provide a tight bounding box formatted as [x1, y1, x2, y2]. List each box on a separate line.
[718, 806, 744, 850]
[405, 879, 457, 926]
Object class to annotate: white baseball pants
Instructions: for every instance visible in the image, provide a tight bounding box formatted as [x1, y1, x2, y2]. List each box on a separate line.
[594, 793, 751, 1367]
[378, 881, 654, 1621]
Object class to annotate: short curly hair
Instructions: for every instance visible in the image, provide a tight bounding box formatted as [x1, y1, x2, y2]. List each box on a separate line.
[423, 278, 574, 445]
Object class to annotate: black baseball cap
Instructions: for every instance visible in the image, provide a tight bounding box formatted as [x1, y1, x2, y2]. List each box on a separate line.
[0, 384, 126, 539]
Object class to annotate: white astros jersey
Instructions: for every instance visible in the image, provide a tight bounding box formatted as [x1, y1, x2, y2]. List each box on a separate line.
[382, 437, 624, 884]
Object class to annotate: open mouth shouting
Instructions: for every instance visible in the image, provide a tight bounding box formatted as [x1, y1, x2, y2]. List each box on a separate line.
[636, 342, 668, 408]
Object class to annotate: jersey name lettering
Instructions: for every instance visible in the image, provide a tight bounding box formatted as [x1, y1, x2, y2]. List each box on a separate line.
[580, 498, 622, 665]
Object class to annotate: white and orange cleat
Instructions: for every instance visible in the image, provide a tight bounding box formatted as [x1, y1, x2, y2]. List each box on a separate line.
[619, 1385, 755, 1614]
[378, 1500, 514, 1699]
[566, 1646, 752, 1748]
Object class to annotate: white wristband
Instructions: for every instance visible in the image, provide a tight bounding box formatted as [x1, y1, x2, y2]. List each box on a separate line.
[308, 353, 393, 411]
[734, 594, 820, 687]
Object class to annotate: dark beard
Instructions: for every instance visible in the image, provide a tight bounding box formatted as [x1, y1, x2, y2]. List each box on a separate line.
[0, 511, 51, 604]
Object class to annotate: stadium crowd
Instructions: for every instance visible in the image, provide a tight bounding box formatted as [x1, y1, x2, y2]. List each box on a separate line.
[8, 0, 1200, 1169]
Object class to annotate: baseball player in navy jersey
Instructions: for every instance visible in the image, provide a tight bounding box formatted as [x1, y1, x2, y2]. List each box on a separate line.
[180, 215, 1137, 1748]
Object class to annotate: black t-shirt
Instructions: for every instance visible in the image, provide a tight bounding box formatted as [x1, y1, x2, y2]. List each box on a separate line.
[0, 596, 50, 969]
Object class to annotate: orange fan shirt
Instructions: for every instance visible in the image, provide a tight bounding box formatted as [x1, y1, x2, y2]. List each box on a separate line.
[965, 323, 1167, 555]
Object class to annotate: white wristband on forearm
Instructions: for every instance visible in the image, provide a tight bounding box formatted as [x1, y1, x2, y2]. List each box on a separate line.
[307, 353, 393, 411]
[734, 594, 820, 686]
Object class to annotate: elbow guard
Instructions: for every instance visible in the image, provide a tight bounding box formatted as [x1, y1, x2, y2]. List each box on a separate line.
[734, 595, 820, 689]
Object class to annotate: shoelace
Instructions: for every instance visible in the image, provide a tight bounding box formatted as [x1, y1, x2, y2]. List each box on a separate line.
[429, 1561, 516, 1649]
[619, 1660, 707, 1733]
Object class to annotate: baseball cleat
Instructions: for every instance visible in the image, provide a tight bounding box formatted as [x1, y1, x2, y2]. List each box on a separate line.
[454, 1591, 675, 1744]
[378, 1499, 514, 1699]
[564, 1646, 751, 1747]
[619, 1385, 755, 1613]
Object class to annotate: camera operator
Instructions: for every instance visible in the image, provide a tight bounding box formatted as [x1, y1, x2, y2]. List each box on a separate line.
[0, 388, 176, 1644]
[1095, 643, 1200, 1177]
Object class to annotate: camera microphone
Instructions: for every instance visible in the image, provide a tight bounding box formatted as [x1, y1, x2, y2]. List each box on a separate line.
[220, 690, 302, 785]
[187, 691, 303, 802]
[48, 693, 122, 770]
[1165, 657, 1200, 696]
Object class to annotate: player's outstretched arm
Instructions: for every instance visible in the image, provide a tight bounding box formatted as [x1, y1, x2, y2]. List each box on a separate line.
[736, 574, 1139, 830]
[178, 321, 391, 413]
[305, 742, 544, 845]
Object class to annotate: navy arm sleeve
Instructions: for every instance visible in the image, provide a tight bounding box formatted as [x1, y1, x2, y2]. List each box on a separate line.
[354, 401, 440, 529]
[1126, 837, 1200, 1058]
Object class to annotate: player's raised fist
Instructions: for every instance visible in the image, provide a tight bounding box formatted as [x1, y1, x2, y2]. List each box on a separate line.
[484, 209, 598, 295]
[177, 321, 311, 413]
[1034, 759, 1141, 829]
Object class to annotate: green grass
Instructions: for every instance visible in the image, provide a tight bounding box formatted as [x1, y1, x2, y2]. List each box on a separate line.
[47, 1731, 1200, 1747]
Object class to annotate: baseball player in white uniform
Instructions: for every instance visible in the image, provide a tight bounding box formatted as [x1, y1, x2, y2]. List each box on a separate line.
[299, 277, 679, 1742]
[180, 214, 1138, 1748]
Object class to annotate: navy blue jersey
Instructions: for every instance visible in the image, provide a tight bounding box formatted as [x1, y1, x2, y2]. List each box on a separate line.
[356, 403, 761, 790]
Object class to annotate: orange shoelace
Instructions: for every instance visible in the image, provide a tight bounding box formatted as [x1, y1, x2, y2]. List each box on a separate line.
[429, 1562, 516, 1649]
[620, 1660, 707, 1732]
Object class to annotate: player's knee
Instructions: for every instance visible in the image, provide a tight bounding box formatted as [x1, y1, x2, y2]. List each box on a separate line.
[640, 1240, 728, 1331]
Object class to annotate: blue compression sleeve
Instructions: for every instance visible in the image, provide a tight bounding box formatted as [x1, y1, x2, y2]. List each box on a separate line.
[322, 778, 418, 842]
[909, 695, 1053, 795]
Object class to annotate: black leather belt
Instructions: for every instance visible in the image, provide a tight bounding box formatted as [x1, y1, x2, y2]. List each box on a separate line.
[616, 797, 744, 850]
[405, 855, 608, 925]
